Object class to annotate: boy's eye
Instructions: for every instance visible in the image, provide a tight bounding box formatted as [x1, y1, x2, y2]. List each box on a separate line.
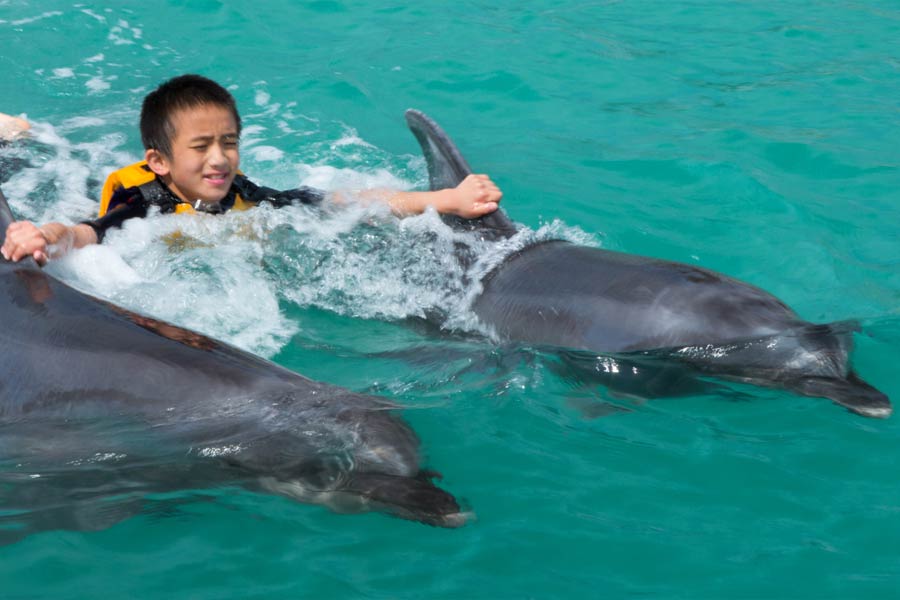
[192, 145, 208, 151]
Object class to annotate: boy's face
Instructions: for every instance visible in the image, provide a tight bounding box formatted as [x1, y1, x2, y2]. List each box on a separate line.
[146, 103, 240, 205]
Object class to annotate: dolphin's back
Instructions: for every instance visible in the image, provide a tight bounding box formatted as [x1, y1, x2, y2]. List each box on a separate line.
[473, 241, 802, 352]
[0, 262, 305, 419]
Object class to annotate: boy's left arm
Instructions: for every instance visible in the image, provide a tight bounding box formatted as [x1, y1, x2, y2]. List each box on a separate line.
[358, 174, 503, 218]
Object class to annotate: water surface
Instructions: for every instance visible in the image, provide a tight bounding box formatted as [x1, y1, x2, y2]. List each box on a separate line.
[1, 1, 898, 597]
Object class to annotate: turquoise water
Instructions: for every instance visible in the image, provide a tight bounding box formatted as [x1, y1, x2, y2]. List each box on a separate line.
[2, 0, 899, 597]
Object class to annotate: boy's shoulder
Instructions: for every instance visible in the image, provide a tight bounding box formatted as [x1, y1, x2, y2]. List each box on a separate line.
[100, 161, 156, 216]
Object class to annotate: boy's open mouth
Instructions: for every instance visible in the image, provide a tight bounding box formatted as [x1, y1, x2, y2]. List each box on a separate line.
[204, 173, 230, 186]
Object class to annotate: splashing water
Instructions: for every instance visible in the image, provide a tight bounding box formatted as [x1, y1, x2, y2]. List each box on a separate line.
[5, 115, 599, 358]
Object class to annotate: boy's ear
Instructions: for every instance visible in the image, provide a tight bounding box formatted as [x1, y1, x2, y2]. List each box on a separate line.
[145, 149, 170, 176]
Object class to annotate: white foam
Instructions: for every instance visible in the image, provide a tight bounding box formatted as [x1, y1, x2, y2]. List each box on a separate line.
[334, 133, 374, 148]
[107, 20, 140, 45]
[11, 11, 63, 26]
[80, 10, 106, 23]
[86, 75, 113, 93]
[48, 245, 144, 292]
[59, 116, 106, 130]
[247, 145, 285, 162]
[254, 90, 271, 107]
[197, 445, 243, 458]
[95, 210, 300, 356]
[3, 119, 131, 224]
[297, 164, 408, 192]
[242, 124, 266, 137]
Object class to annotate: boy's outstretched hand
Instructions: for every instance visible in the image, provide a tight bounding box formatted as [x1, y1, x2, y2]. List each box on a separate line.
[441, 174, 503, 219]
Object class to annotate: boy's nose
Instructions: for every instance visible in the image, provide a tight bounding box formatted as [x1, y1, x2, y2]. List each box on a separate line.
[208, 143, 230, 167]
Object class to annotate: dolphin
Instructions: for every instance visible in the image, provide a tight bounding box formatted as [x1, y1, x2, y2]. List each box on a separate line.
[0, 188, 464, 542]
[405, 109, 890, 418]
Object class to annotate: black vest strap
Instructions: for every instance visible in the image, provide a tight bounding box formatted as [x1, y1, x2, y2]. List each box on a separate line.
[137, 178, 229, 214]
[138, 179, 180, 213]
[232, 174, 324, 207]
[134, 174, 320, 214]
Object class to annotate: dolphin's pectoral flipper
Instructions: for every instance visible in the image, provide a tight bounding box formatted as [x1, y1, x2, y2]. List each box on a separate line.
[787, 372, 892, 418]
[0, 494, 144, 546]
[341, 471, 466, 528]
[566, 394, 635, 419]
[405, 109, 517, 239]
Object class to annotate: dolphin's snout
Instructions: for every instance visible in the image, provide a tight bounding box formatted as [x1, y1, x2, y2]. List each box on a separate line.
[440, 510, 474, 528]
[853, 405, 892, 419]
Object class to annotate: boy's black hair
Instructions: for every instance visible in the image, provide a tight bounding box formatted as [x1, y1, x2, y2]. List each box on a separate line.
[140, 74, 241, 157]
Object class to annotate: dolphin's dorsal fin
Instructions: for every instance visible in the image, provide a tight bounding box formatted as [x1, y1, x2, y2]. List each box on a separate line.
[0, 186, 39, 269]
[0, 186, 16, 248]
[405, 109, 517, 239]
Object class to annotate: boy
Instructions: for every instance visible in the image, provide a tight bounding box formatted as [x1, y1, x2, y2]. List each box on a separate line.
[2, 74, 502, 265]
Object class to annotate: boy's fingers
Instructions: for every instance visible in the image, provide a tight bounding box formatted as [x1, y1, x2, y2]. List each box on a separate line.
[482, 190, 501, 203]
[13, 245, 31, 262]
[473, 202, 498, 216]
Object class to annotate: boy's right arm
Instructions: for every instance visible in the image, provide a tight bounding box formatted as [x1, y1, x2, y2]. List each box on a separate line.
[1, 221, 98, 265]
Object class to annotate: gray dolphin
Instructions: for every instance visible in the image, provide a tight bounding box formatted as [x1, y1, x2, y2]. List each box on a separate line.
[0, 188, 463, 541]
[405, 109, 890, 418]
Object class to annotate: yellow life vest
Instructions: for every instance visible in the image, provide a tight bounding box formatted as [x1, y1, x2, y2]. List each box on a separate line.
[98, 161, 253, 217]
